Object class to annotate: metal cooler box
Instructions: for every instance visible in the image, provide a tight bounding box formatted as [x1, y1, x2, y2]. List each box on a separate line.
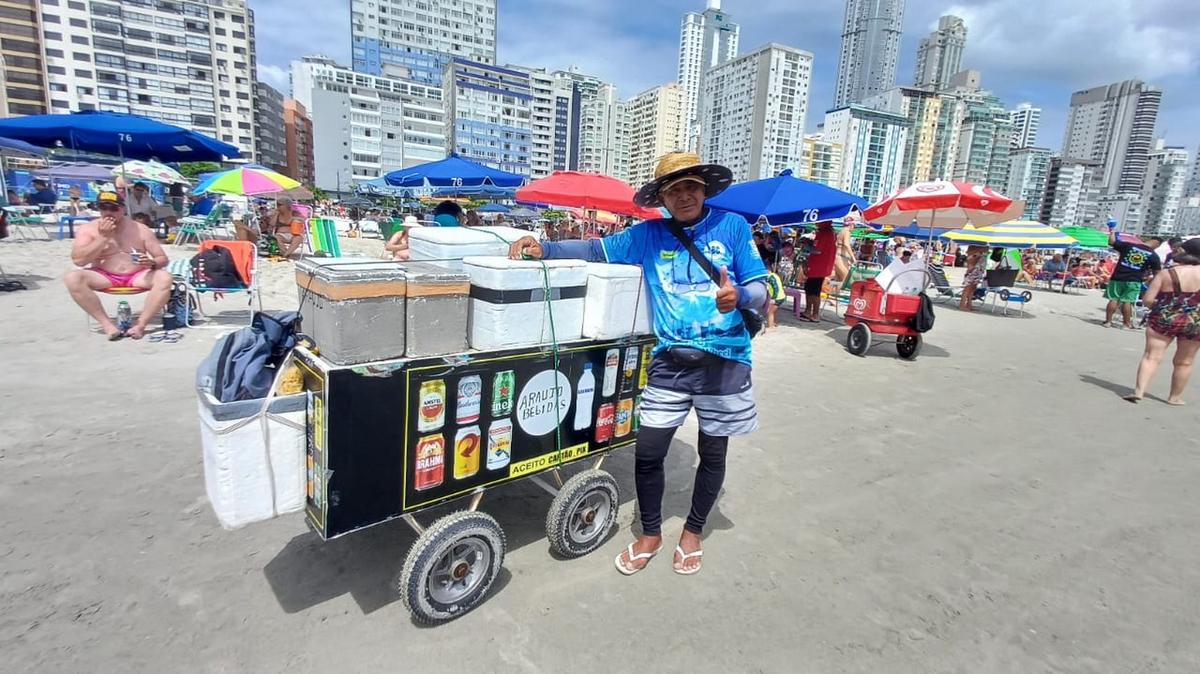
[399, 261, 471, 358]
[295, 258, 408, 365]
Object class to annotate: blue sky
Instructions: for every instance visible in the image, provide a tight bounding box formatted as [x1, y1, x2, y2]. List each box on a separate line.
[252, 0, 1200, 155]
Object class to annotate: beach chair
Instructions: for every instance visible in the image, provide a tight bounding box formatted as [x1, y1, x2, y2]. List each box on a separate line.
[175, 205, 231, 246]
[307, 217, 342, 257]
[176, 240, 262, 325]
[83, 285, 149, 332]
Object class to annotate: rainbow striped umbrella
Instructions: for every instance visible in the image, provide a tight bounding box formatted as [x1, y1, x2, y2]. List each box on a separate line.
[192, 165, 300, 196]
[943, 220, 1079, 249]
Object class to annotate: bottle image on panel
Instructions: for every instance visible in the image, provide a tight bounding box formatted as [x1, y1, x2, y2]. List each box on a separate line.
[621, 346, 638, 393]
[492, 370, 515, 417]
[457, 374, 482, 424]
[486, 418, 513, 471]
[602, 348, 619, 397]
[573, 363, 596, 430]
[418, 379, 446, 432]
[454, 426, 482, 480]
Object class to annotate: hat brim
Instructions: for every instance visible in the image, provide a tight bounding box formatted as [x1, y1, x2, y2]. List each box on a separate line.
[634, 164, 734, 208]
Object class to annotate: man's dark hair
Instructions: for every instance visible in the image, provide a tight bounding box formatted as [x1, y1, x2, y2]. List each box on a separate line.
[1173, 239, 1200, 265]
[432, 200, 463, 218]
[1168, 237, 1182, 247]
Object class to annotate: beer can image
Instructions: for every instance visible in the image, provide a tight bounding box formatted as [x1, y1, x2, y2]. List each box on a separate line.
[486, 419, 513, 471]
[621, 346, 638, 392]
[638, 344, 651, 389]
[595, 403, 615, 443]
[492, 370, 515, 417]
[414, 434, 445, 491]
[615, 398, 633, 437]
[418, 379, 446, 432]
[457, 374, 482, 424]
[454, 426, 482, 480]
[632, 394, 642, 432]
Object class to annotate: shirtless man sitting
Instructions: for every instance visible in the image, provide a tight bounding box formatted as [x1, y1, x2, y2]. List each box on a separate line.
[63, 190, 172, 340]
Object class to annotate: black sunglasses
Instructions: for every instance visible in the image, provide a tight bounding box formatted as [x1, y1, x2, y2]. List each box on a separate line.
[97, 203, 121, 211]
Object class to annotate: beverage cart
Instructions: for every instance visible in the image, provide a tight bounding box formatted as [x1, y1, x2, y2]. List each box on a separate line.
[292, 333, 654, 624]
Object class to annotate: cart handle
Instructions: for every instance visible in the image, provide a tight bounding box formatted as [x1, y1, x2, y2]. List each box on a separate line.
[879, 267, 935, 315]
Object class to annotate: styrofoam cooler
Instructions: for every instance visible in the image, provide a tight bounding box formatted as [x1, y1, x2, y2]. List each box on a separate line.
[295, 258, 407, 365]
[200, 392, 307, 530]
[582, 263, 653, 339]
[463, 256, 588, 350]
[399, 261, 471, 357]
[407, 226, 530, 261]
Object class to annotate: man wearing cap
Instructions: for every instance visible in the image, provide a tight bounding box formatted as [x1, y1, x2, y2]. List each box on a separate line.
[63, 191, 172, 340]
[509, 152, 768, 576]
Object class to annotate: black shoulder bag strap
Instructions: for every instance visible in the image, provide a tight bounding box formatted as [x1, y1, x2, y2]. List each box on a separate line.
[663, 220, 763, 338]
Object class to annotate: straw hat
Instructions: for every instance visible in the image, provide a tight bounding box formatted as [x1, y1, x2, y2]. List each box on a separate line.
[633, 152, 733, 208]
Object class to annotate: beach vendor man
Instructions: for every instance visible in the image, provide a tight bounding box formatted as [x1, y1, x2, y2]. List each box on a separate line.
[1104, 218, 1162, 329]
[508, 152, 768, 576]
[63, 190, 172, 340]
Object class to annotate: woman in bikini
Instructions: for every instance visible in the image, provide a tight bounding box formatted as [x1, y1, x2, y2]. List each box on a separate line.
[270, 197, 305, 258]
[1126, 238, 1200, 405]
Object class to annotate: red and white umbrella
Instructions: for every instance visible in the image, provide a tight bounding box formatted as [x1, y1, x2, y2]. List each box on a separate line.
[863, 180, 1024, 229]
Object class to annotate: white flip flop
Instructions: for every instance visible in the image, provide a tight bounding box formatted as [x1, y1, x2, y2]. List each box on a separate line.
[614, 542, 663, 575]
[673, 546, 704, 575]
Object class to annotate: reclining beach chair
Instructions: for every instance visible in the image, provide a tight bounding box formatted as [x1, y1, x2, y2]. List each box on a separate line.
[171, 240, 262, 325]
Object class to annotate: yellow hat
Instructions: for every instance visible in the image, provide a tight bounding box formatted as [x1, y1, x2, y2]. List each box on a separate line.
[633, 152, 733, 208]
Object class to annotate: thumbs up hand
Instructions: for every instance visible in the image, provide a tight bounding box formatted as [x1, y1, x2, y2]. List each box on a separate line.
[716, 266, 738, 313]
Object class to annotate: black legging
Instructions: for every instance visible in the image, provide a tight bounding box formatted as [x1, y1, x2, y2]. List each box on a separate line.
[634, 425, 729, 536]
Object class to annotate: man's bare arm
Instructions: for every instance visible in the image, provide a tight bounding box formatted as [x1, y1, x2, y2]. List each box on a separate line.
[142, 226, 169, 268]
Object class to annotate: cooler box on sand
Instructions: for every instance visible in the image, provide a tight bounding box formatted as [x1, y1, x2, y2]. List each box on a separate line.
[295, 258, 407, 365]
[407, 226, 530, 261]
[200, 392, 307, 530]
[463, 256, 588, 350]
[582, 262, 652, 339]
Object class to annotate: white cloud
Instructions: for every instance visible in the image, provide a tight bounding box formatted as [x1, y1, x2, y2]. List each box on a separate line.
[257, 64, 288, 92]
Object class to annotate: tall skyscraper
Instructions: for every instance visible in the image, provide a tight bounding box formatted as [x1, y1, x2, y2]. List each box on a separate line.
[864, 86, 963, 185]
[283, 99, 316, 187]
[953, 90, 1014, 189]
[627, 83, 684, 187]
[798, 135, 844, 187]
[39, 0, 257, 152]
[577, 83, 631, 182]
[1186, 145, 1200, 197]
[677, 0, 739, 152]
[1008, 103, 1041, 149]
[1, 0, 49, 116]
[1061, 79, 1162, 196]
[292, 55, 445, 191]
[823, 105, 908, 201]
[1039, 158, 1100, 228]
[913, 15, 966, 91]
[1005, 147, 1051, 220]
[519, 67, 582, 179]
[254, 83, 288, 172]
[701, 44, 812, 182]
[445, 59, 533, 176]
[350, 0, 496, 83]
[1141, 141, 1190, 234]
[834, 0, 905, 108]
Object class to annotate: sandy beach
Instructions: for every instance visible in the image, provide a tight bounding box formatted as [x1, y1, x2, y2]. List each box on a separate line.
[2, 234, 1198, 673]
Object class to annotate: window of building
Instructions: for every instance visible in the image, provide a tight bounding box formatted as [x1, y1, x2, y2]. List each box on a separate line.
[221, 120, 231, 127]
[73, 52, 91, 62]
[45, 48, 65, 58]
[52, 100, 70, 109]
[69, 17, 86, 28]
[67, 0, 85, 8]
[75, 69, 92, 79]
[50, 82, 67, 92]
[71, 35, 88, 45]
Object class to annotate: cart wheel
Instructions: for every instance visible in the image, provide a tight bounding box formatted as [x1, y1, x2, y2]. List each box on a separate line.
[1021, 291, 1033, 302]
[896, 334, 922, 360]
[846, 324, 872, 356]
[998, 289, 1011, 301]
[398, 511, 505, 625]
[545, 469, 619, 558]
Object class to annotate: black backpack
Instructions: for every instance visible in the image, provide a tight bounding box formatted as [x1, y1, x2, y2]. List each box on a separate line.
[911, 292, 936, 333]
[189, 246, 245, 289]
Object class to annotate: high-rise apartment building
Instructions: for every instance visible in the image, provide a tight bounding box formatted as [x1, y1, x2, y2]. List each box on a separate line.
[834, 0, 905, 108]
[677, 0, 739, 152]
[1005, 147, 1050, 221]
[701, 43, 812, 182]
[1141, 142, 1190, 234]
[913, 15, 966, 91]
[1039, 157, 1100, 228]
[627, 83, 683, 187]
[518, 67, 582, 179]
[445, 58, 532, 176]
[350, 0, 496, 84]
[1, 0, 49, 115]
[39, 0, 257, 153]
[254, 82, 287, 171]
[283, 98, 315, 187]
[953, 90, 1014, 188]
[864, 86, 963, 185]
[823, 104, 908, 202]
[1061, 79, 1162, 195]
[577, 83, 630, 181]
[1176, 196, 1200, 236]
[1009, 102, 1041, 149]
[292, 55, 445, 191]
[798, 135, 844, 187]
[1185, 145, 1200, 197]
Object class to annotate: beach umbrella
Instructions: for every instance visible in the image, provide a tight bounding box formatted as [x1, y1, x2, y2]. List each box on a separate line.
[384, 153, 525, 188]
[508, 206, 540, 219]
[477, 203, 510, 213]
[517, 171, 661, 219]
[942, 220, 1079, 249]
[864, 181, 1024, 235]
[887, 221, 961, 238]
[1058, 226, 1111, 248]
[111, 159, 188, 185]
[0, 110, 240, 161]
[705, 169, 867, 226]
[0, 135, 46, 205]
[337, 196, 374, 208]
[34, 162, 114, 181]
[193, 165, 301, 196]
[431, 184, 517, 199]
